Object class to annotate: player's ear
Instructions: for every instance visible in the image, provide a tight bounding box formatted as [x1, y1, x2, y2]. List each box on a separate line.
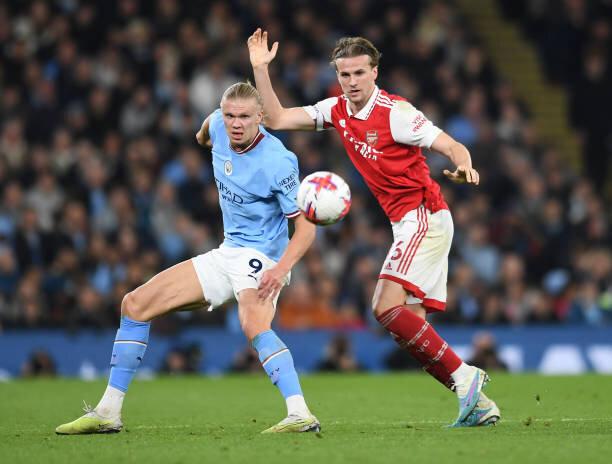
[372, 66, 378, 80]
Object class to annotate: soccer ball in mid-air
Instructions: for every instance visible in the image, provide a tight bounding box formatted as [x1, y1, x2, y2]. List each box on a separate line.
[297, 171, 351, 225]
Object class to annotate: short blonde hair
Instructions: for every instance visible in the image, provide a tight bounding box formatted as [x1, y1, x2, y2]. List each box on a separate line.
[330, 37, 381, 69]
[221, 81, 263, 107]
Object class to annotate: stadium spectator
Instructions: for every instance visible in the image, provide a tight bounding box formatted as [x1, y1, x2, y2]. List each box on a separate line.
[467, 332, 508, 372]
[230, 346, 261, 373]
[499, 0, 612, 193]
[316, 333, 361, 372]
[159, 344, 202, 375]
[21, 349, 57, 377]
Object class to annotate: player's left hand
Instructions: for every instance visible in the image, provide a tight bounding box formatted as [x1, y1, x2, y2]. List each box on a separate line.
[258, 266, 288, 300]
[443, 165, 480, 185]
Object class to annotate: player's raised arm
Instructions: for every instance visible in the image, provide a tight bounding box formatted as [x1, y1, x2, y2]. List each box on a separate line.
[248, 28, 315, 131]
[195, 114, 212, 147]
[258, 213, 316, 300]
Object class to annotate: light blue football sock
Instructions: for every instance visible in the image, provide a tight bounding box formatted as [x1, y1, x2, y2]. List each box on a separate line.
[108, 316, 151, 392]
[252, 330, 303, 399]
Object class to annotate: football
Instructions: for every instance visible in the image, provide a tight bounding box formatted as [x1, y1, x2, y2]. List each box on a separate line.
[297, 171, 352, 225]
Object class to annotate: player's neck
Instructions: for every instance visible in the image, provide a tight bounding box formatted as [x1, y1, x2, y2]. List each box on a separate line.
[348, 87, 376, 115]
[231, 141, 249, 151]
[348, 101, 365, 114]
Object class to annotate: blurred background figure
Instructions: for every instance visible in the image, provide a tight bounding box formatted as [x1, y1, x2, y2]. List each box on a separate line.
[467, 332, 508, 372]
[159, 344, 202, 375]
[316, 333, 361, 372]
[384, 344, 423, 372]
[230, 346, 261, 373]
[21, 349, 57, 377]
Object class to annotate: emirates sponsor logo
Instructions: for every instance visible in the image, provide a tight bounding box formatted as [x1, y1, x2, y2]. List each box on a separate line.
[412, 114, 426, 132]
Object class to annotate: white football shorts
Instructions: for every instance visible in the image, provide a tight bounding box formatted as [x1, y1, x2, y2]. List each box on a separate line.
[379, 205, 453, 312]
[191, 245, 289, 309]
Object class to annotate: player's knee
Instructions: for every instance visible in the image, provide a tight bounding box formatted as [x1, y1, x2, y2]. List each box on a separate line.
[371, 293, 391, 317]
[371, 281, 397, 317]
[241, 320, 268, 342]
[239, 306, 270, 341]
[371, 295, 426, 320]
[407, 304, 427, 319]
[121, 290, 149, 322]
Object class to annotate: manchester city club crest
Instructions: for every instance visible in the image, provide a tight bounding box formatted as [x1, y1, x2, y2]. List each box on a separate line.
[366, 130, 378, 147]
[224, 160, 233, 176]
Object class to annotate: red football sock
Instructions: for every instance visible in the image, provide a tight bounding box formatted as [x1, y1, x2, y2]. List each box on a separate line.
[391, 333, 455, 391]
[378, 305, 462, 378]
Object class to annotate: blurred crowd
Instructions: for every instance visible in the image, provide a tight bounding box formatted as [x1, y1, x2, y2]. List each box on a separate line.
[0, 0, 610, 331]
[498, 0, 612, 194]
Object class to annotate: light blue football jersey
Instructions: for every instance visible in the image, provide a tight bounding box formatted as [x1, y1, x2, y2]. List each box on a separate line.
[207, 109, 300, 261]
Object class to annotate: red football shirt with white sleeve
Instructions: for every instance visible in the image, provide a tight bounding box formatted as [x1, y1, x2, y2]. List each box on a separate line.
[303, 86, 447, 222]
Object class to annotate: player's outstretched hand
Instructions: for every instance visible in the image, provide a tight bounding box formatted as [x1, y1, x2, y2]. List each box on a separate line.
[258, 266, 287, 301]
[443, 165, 480, 185]
[247, 28, 279, 68]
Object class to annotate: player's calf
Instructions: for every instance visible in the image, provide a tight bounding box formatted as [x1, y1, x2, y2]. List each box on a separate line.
[250, 329, 318, 431]
[238, 289, 317, 431]
[55, 307, 151, 434]
[252, 330, 308, 411]
[390, 333, 456, 390]
[375, 304, 464, 377]
[376, 304, 490, 422]
[94, 315, 151, 421]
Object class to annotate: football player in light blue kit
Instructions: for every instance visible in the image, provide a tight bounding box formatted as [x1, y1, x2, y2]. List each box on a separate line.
[56, 82, 320, 435]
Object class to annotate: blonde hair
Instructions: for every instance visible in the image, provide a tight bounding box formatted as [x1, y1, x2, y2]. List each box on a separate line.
[221, 81, 263, 107]
[330, 37, 381, 69]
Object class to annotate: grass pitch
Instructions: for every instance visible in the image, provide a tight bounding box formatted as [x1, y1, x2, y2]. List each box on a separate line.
[1, 373, 611, 464]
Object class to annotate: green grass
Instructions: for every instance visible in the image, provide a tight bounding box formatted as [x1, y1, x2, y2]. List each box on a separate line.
[1, 373, 611, 464]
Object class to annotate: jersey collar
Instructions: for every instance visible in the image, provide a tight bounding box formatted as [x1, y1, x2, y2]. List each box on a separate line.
[346, 86, 380, 120]
[230, 130, 265, 155]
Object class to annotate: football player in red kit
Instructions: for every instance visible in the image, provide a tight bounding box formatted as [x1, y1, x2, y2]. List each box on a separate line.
[248, 29, 500, 427]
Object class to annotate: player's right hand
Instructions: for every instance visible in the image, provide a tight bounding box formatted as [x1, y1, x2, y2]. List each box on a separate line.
[257, 265, 287, 301]
[247, 28, 279, 68]
[443, 165, 480, 185]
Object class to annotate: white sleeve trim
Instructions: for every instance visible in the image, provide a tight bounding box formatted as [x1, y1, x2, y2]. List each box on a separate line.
[421, 125, 443, 149]
[390, 100, 443, 149]
[302, 97, 338, 131]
